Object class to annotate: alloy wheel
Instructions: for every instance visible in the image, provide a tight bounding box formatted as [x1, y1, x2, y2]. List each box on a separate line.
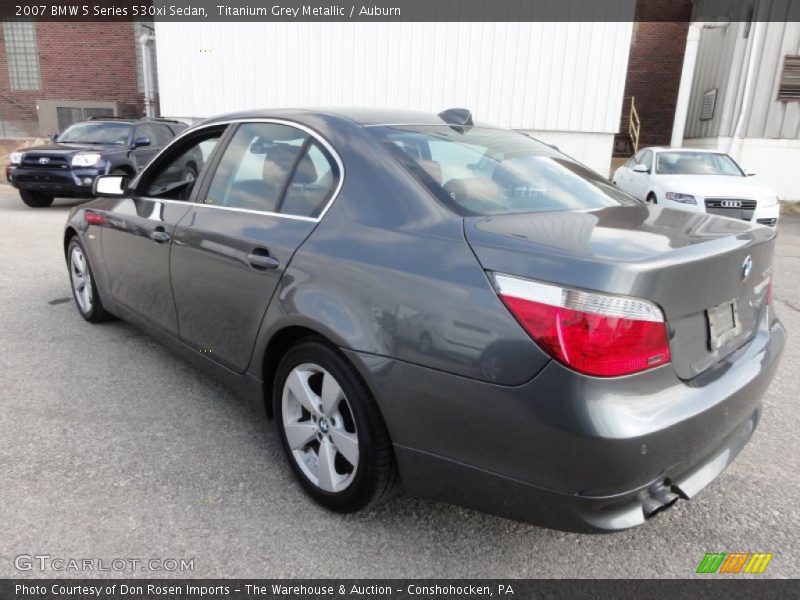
[281, 363, 360, 493]
[69, 246, 93, 314]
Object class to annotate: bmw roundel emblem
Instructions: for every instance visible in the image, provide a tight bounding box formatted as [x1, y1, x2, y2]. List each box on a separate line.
[741, 255, 753, 282]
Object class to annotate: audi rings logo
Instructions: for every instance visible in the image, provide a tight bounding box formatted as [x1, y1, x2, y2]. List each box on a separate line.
[721, 200, 742, 208]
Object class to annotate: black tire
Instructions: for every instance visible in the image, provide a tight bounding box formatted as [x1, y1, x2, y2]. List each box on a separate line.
[274, 339, 399, 512]
[66, 237, 112, 323]
[647, 193, 658, 204]
[20, 190, 54, 208]
[109, 168, 130, 177]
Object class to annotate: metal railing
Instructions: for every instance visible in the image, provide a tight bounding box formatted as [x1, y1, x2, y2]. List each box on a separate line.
[628, 96, 641, 154]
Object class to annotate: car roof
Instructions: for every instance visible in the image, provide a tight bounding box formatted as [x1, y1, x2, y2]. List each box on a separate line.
[201, 107, 498, 128]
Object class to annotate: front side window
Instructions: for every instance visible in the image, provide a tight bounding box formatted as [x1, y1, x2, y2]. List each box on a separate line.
[58, 122, 132, 145]
[204, 122, 339, 218]
[655, 152, 744, 176]
[369, 125, 634, 216]
[141, 129, 222, 200]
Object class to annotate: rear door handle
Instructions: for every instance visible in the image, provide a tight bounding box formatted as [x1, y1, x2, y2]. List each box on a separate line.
[246, 252, 279, 270]
[150, 230, 171, 243]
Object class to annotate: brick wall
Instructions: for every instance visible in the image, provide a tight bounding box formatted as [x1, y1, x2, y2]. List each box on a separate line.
[0, 21, 143, 135]
[614, 0, 693, 155]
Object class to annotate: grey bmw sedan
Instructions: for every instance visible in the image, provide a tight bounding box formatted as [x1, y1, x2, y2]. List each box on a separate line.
[63, 108, 785, 531]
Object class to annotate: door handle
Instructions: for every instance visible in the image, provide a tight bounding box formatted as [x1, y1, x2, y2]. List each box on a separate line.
[246, 251, 279, 270]
[150, 230, 171, 243]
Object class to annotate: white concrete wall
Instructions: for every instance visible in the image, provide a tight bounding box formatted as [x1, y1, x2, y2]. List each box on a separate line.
[683, 137, 800, 201]
[154, 20, 634, 175]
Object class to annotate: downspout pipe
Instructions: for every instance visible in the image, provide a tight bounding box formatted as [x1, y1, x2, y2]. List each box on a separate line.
[139, 33, 156, 118]
[727, 20, 764, 155]
[671, 23, 702, 147]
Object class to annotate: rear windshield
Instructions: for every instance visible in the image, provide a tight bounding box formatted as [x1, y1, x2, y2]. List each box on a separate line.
[368, 125, 635, 216]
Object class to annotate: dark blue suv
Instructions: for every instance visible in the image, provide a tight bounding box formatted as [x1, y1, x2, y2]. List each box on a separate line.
[6, 117, 188, 207]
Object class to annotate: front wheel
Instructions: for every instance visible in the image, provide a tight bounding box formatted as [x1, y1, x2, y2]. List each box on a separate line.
[646, 193, 658, 204]
[274, 340, 399, 512]
[67, 237, 111, 323]
[20, 190, 54, 207]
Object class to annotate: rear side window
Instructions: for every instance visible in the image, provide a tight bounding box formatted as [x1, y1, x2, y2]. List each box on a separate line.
[280, 142, 339, 218]
[152, 124, 174, 147]
[369, 125, 634, 216]
[204, 122, 339, 218]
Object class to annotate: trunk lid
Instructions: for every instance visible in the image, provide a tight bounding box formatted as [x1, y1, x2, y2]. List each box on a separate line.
[464, 204, 775, 379]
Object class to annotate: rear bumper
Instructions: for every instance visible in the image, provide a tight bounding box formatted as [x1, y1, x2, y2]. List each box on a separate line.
[7, 165, 103, 197]
[348, 314, 785, 531]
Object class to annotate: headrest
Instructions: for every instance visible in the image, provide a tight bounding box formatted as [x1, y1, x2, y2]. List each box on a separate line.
[417, 159, 442, 184]
[262, 143, 317, 185]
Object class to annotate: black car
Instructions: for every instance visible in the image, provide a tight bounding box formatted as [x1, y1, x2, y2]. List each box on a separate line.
[64, 108, 784, 531]
[6, 117, 189, 207]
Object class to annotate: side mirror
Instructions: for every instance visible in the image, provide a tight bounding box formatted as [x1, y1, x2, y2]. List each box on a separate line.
[131, 136, 151, 149]
[50, 132, 59, 142]
[632, 163, 649, 173]
[93, 175, 127, 197]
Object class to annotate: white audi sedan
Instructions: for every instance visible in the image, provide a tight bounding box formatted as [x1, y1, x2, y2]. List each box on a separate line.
[612, 147, 780, 226]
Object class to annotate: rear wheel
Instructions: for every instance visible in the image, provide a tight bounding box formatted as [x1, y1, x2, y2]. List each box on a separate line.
[20, 190, 54, 208]
[274, 339, 399, 512]
[67, 237, 111, 323]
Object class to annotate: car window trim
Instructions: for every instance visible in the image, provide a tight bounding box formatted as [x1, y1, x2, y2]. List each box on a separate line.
[129, 118, 345, 224]
[189, 123, 239, 205]
[274, 136, 313, 214]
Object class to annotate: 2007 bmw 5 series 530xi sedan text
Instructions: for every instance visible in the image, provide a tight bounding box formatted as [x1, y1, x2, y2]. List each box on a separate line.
[63, 108, 785, 531]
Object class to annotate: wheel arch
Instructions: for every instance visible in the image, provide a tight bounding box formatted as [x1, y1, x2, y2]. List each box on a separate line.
[258, 323, 388, 429]
[260, 324, 338, 419]
[63, 226, 79, 258]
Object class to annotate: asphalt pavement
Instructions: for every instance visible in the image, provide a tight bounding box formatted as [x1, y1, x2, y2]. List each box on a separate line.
[0, 185, 798, 579]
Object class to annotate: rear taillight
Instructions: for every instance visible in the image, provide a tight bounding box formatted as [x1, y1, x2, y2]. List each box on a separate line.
[491, 273, 671, 377]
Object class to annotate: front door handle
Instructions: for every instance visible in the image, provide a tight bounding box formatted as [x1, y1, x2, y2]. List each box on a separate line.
[246, 251, 279, 270]
[150, 230, 171, 243]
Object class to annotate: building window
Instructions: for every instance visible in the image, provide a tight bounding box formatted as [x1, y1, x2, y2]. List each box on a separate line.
[3, 20, 41, 90]
[777, 55, 800, 101]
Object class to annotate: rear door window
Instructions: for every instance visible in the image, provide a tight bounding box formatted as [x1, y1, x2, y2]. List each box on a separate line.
[203, 122, 307, 213]
[202, 122, 340, 218]
[280, 141, 340, 218]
